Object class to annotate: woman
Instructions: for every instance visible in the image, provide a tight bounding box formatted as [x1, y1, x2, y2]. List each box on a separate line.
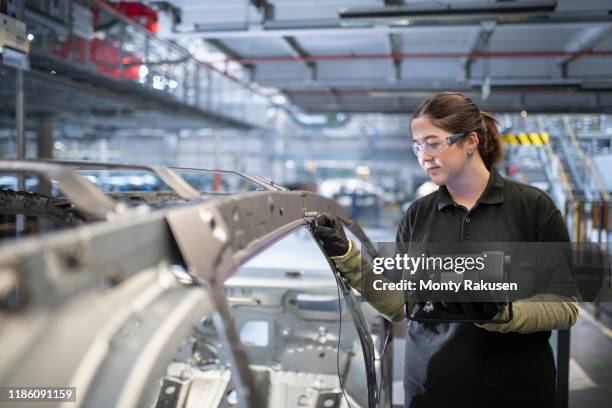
[313, 92, 578, 408]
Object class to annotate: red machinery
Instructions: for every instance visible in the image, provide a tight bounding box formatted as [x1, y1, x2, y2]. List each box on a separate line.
[107, 2, 159, 33]
[57, 2, 157, 80]
[59, 38, 143, 79]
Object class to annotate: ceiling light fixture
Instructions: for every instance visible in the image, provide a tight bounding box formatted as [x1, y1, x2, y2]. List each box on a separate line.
[338, 1, 557, 21]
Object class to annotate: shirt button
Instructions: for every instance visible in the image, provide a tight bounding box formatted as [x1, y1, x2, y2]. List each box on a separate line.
[465, 218, 471, 223]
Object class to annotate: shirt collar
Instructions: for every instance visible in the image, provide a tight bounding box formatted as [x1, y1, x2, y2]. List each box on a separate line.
[436, 168, 505, 210]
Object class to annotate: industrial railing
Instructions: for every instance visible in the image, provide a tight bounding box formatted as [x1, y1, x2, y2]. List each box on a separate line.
[556, 121, 611, 334]
[562, 116, 610, 203]
[23, 0, 272, 128]
[564, 200, 610, 245]
[533, 117, 610, 408]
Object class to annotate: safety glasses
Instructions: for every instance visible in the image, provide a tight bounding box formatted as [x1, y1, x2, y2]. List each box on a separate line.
[412, 132, 467, 157]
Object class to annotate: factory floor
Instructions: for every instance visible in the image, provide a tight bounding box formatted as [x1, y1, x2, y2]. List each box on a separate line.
[569, 305, 612, 408]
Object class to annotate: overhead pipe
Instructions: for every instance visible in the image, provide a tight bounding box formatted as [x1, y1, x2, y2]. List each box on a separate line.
[282, 85, 608, 98]
[226, 49, 612, 64]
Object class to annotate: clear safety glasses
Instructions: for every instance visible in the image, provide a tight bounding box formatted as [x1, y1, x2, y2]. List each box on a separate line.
[411, 132, 467, 157]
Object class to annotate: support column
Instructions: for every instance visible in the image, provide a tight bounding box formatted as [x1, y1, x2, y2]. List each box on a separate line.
[15, 68, 25, 234]
[37, 115, 53, 195]
[555, 329, 571, 408]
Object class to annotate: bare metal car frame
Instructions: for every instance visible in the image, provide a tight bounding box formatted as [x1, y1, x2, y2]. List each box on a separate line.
[0, 159, 391, 408]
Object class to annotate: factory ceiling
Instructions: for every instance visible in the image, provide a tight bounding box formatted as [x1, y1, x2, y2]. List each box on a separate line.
[166, 0, 612, 114]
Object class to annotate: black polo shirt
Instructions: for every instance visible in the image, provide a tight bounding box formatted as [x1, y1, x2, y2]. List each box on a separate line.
[397, 169, 570, 408]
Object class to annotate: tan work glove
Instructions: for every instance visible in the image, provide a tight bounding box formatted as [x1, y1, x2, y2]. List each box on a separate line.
[331, 239, 407, 322]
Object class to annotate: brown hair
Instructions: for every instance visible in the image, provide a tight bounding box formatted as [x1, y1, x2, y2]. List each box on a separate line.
[412, 92, 503, 169]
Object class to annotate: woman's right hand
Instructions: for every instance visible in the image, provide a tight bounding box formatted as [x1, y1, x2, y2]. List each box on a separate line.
[311, 214, 350, 257]
[312, 215, 407, 322]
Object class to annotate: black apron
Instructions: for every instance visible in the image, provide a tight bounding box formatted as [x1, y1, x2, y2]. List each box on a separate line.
[404, 310, 556, 408]
[399, 171, 568, 407]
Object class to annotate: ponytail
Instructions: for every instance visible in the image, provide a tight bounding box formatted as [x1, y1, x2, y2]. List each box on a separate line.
[478, 111, 504, 170]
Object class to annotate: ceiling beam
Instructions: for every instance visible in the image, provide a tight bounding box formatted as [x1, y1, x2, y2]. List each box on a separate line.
[281, 78, 612, 96]
[250, 0, 274, 21]
[387, 34, 402, 81]
[296, 94, 612, 114]
[462, 21, 496, 80]
[204, 39, 255, 80]
[172, 13, 612, 39]
[205, 39, 242, 60]
[300, 106, 612, 114]
[329, 87, 341, 108]
[339, 1, 558, 19]
[282, 36, 316, 80]
[461, 28, 484, 80]
[226, 49, 612, 65]
[559, 25, 612, 77]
